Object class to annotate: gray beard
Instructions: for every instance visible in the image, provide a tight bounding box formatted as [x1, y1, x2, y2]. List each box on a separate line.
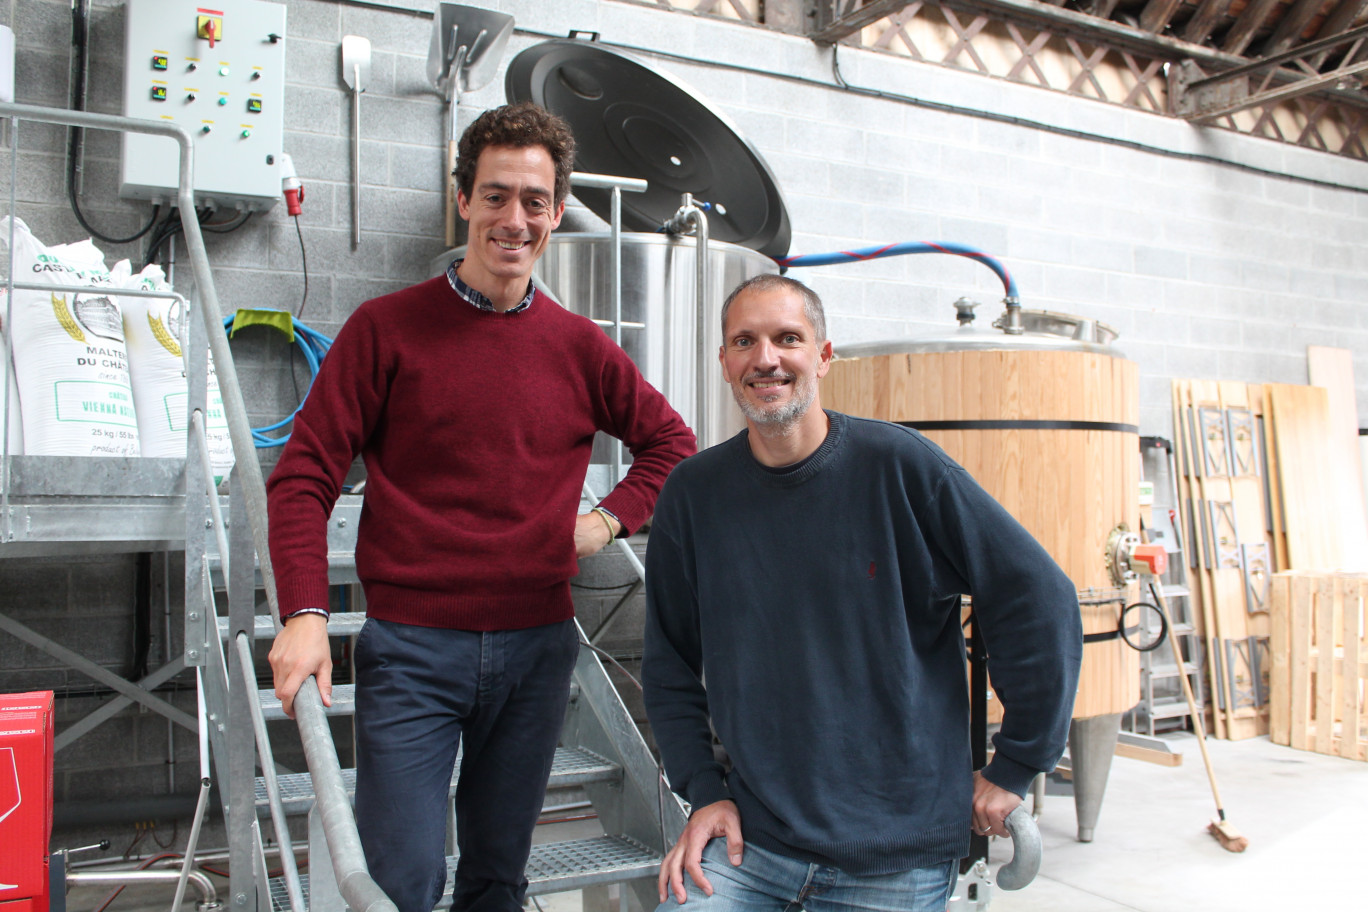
[733, 376, 816, 437]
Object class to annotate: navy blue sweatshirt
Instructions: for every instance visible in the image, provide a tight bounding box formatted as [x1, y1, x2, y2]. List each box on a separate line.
[642, 411, 1082, 874]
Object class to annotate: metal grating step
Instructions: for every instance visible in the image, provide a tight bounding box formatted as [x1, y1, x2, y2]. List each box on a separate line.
[219, 612, 367, 639]
[255, 746, 621, 814]
[269, 835, 661, 911]
[258, 684, 356, 721]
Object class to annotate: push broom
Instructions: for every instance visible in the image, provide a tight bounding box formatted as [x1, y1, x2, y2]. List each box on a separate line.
[1146, 578, 1250, 853]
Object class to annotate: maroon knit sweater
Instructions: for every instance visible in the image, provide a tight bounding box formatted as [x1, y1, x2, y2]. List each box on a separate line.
[267, 276, 695, 631]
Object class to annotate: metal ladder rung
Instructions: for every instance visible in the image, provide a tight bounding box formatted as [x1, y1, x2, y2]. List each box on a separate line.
[1147, 661, 1200, 678]
[1149, 699, 1194, 719]
[254, 746, 622, 814]
[268, 836, 663, 911]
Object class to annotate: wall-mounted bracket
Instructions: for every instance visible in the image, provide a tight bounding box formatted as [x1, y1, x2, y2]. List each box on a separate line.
[1198, 407, 1229, 478]
[1208, 500, 1240, 569]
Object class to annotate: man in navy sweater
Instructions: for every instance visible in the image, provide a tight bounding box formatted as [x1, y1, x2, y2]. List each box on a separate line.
[642, 275, 1081, 912]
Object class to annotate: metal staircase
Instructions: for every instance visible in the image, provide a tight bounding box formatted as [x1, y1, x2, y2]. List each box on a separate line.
[0, 101, 682, 912]
[216, 603, 683, 912]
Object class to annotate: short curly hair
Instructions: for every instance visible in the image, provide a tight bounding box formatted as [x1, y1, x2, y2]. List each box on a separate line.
[454, 102, 576, 208]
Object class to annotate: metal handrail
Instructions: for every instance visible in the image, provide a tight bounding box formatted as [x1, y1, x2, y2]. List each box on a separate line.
[0, 102, 395, 912]
[191, 411, 231, 579]
[234, 632, 306, 912]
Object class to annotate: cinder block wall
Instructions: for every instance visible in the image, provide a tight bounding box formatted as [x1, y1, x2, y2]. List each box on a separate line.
[0, 0, 1365, 859]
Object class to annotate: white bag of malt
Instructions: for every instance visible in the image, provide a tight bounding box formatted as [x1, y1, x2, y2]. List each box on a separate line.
[0, 217, 140, 456]
[117, 262, 234, 480]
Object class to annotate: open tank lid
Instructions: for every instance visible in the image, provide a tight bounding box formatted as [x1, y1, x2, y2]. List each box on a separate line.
[836, 307, 1126, 359]
[505, 38, 792, 259]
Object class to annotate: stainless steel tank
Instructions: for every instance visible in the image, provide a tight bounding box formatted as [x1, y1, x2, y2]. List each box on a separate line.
[429, 233, 778, 450]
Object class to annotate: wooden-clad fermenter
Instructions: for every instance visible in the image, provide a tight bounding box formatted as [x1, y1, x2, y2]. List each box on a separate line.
[821, 308, 1140, 722]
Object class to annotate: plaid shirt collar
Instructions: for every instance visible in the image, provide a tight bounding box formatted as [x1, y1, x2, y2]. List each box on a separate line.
[445, 259, 535, 314]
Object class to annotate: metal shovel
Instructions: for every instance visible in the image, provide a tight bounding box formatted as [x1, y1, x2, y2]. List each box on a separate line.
[341, 35, 371, 250]
[426, 3, 514, 246]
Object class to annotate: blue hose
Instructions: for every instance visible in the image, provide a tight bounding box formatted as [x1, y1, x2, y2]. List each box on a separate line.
[775, 241, 1019, 300]
[221, 313, 333, 448]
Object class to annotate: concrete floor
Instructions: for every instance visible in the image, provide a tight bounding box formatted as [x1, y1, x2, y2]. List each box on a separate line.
[60, 733, 1367, 912]
[987, 732, 1367, 911]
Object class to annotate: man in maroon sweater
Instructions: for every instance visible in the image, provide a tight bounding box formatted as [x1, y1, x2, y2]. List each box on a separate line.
[266, 102, 695, 912]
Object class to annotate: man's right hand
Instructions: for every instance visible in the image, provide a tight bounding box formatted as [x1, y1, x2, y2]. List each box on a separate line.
[658, 799, 743, 905]
[267, 613, 333, 719]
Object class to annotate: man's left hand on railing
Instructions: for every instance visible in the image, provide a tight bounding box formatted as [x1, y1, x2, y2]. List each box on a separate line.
[268, 612, 333, 718]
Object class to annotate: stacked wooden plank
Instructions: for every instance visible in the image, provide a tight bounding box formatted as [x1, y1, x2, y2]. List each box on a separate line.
[1171, 380, 1274, 740]
[1264, 383, 1341, 571]
[1269, 572, 1368, 762]
[1305, 346, 1368, 572]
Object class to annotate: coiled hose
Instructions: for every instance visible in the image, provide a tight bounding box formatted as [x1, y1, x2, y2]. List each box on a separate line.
[221, 312, 333, 448]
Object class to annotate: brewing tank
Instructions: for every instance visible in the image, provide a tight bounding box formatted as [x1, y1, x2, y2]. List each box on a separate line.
[822, 307, 1140, 720]
[430, 234, 778, 451]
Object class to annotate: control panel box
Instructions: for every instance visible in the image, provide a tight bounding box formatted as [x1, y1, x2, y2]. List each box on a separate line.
[120, 0, 287, 212]
[0, 692, 53, 912]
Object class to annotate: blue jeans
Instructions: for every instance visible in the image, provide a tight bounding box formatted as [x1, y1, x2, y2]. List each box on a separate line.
[353, 617, 580, 912]
[658, 841, 957, 912]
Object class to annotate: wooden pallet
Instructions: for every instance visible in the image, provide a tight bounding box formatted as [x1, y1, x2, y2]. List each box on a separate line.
[1171, 379, 1274, 740]
[1270, 572, 1368, 762]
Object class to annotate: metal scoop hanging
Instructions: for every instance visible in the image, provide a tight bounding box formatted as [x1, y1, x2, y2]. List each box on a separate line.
[426, 3, 515, 247]
[341, 35, 371, 250]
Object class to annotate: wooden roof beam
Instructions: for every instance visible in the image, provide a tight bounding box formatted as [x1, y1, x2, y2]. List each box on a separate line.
[1139, 0, 1186, 35]
[1182, 0, 1234, 45]
[1259, 0, 1333, 58]
[1221, 0, 1282, 55]
[1308, 0, 1368, 68]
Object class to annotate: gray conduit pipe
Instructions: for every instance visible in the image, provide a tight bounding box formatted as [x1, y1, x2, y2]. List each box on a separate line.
[65, 870, 219, 908]
[663, 194, 710, 446]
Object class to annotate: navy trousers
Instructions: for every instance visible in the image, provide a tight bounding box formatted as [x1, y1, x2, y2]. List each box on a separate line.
[353, 617, 580, 912]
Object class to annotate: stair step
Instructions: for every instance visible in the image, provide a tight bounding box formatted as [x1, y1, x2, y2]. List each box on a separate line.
[219, 612, 367, 639]
[259, 681, 583, 722]
[255, 746, 621, 814]
[258, 685, 356, 720]
[268, 835, 661, 911]
[1161, 584, 1191, 598]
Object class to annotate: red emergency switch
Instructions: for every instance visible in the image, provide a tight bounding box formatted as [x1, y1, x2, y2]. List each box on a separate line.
[197, 10, 224, 49]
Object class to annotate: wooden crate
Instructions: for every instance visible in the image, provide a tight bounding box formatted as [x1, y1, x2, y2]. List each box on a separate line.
[1270, 572, 1368, 761]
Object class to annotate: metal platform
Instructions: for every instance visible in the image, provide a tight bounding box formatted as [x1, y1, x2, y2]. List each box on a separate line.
[220, 612, 368, 639]
[268, 835, 662, 911]
[254, 746, 622, 815]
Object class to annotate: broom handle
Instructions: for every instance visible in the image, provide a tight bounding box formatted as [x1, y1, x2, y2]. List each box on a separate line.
[1149, 579, 1228, 817]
